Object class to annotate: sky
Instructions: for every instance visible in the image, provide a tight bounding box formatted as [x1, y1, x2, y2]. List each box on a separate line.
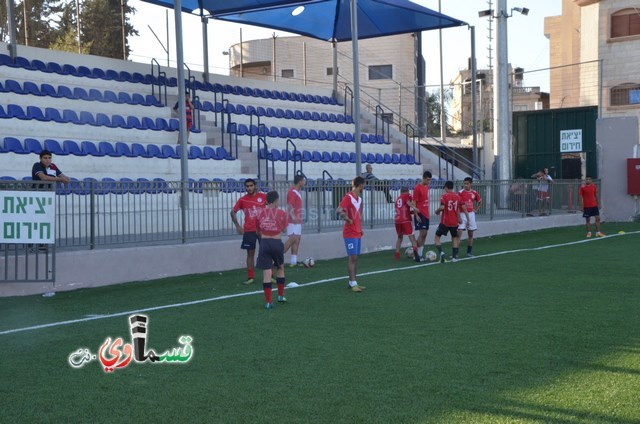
[128, 0, 562, 90]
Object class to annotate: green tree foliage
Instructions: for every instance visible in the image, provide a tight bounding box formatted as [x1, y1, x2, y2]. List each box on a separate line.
[0, 0, 137, 59]
[425, 90, 452, 137]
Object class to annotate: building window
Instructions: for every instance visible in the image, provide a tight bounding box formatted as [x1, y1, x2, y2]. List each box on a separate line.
[281, 69, 294, 78]
[326, 67, 338, 76]
[611, 9, 640, 38]
[610, 83, 640, 106]
[368, 65, 392, 80]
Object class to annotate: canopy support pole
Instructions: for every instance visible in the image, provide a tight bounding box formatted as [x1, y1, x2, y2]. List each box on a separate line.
[5, 0, 17, 59]
[201, 14, 209, 83]
[174, 0, 189, 242]
[351, 0, 362, 177]
[332, 41, 338, 99]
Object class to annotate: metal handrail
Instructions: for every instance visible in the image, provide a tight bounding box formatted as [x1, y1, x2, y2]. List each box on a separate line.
[405, 123, 421, 165]
[220, 98, 229, 152]
[375, 105, 390, 144]
[427, 135, 483, 180]
[257, 137, 269, 181]
[248, 112, 262, 153]
[192, 95, 201, 131]
[343, 85, 353, 118]
[285, 139, 301, 180]
[150, 58, 167, 106]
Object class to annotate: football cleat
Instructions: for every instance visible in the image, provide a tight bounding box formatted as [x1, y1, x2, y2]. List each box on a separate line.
[440, 253, 446, 264]
[586, 232, 592, 238]
[264, 303, 273, 310]
[277, 296, 287, 303]
[349, 285, 364, 292]
[596, 232, 605, 237]
[466, 253, 475, 258]
[242, 278, 255, 285]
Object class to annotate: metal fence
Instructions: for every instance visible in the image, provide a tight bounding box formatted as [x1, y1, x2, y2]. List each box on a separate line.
[1, 179, 597, 252]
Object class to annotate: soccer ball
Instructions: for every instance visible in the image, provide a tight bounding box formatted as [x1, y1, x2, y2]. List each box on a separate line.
[405, 247, 415, 259]
[425, 250, 437, 262]
[303, 257, 315, 268]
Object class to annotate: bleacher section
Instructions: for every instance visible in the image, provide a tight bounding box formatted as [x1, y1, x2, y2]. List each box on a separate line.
[0, 43, 433, 183]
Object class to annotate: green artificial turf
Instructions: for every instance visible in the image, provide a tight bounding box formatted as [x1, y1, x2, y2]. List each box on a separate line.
[0, 224, 639, 423]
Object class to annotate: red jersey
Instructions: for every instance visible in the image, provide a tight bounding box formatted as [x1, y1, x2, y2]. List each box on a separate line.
[256, 207, 289, 237]
[394, 192, 414, 223]
[232, 192, 267, 232]
[339, 191, 363, 239]
[287, 187, 303, 224]
[458, 189, 481, 212]
[413, 183, 430, 218]
[440, 192, 461, 227]
[579, 184, 598, 208]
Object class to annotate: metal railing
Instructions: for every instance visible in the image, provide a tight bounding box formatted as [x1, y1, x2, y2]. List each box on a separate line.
[343, 85, 354, 118]
[150, 58, 167, 106]
[285, 139, 302, 180]
[1, 179, 595, 252]
[375, 105, 390, 144]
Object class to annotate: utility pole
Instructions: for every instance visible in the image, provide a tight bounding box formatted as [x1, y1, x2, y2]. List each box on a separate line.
[494, 0, 510, 181]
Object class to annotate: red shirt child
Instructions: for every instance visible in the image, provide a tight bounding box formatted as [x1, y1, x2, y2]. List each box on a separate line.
[340, 191, 363, 239]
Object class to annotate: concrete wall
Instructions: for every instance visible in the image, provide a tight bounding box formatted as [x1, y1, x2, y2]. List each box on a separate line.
[0, 213, 585, 297]
[597, 116, 639, 221]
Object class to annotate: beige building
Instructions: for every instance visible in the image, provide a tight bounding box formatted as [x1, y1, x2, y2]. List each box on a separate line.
[545, 0, 640, 125]
[227, 34, 422, 128]
[450, 65, 549, 135]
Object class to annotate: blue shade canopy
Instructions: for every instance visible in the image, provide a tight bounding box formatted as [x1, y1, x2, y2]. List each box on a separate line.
[139, 0, 466, 41]
[213, 0, 466, 42]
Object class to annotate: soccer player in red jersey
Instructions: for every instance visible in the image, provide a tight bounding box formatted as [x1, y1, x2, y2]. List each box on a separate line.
[393, 187, 421, 262]
[255, 191, 289, 309]
[283, 175, 306, 267]
[230, 179, 267, 285]
[434, 180, 469, 263]
[336, 176, 367, 292]
[412, 171, 433, 260]
[579, 176, 604, 238]
[457, 177, 482, 257]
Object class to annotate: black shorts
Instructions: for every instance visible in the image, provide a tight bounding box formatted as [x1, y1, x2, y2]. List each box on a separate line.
[256, 238, 285, 270]
[582, 207, 600, 218]
[241, 231, 259, 250]
[414, 213, 430, 231]
[435, 223, 458, 238]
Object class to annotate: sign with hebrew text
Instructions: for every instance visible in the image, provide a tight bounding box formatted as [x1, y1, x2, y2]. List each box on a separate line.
[1, 191, 55, 243]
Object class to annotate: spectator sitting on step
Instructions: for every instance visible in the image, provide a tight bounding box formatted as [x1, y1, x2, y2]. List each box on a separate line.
[361, 164, 393, 203]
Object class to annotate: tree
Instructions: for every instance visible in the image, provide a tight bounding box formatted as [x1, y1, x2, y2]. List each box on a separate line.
[80, 0, 138, 59]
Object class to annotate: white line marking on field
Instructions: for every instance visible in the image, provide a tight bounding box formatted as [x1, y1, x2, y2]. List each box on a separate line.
[1, 231, 637, 336]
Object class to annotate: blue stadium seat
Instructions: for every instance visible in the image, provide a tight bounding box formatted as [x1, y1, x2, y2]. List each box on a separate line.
[311, 111, 321, 121]
[361, 133, 370, 143]
[275, 108, 285, 119]
[62, 109, 81, 124]
[24, 138, 42, 154]
[96, 113, 114, 128]
[383, 153, 392, 164]
[317, 130, 328, 141]
[301, 151, 311, 162]
[311, 151, 322, 162]
[284, 109, 294, 119]
[131, 143, 151, 158]
[44, 108, 64, 122]
[161, 144, 179, 159]
[146, 95, 161, 107]
[270, 149, 282, 161]
[154, 118, 169, 131]
[119, 71, 132, 82]
[289, 127, 300, 139]
[336, 114, 346, 124]
[279, 127, 290, 138]
[331, 152, 341, 163]
[302, 111, 312, 121]
[40, 83, 59, 98]
[115, 142, 135, 157]
[46, 62, 63, 74]
[98, 141, 120, 157]
[8, 104, 28, 120]
[3, 137, 25, 153]
[326, 130, 336, 141]
[77, 66, 95, 78]
[168, 119, 179, 131]
[320, 112, 329, 122]
[88, 89, 104, 102]
[63, 140, 85, 156]
[57, 85, 74, 99]
[202, 146, 218, 160]
[23, 81, 42, 96]
[15, 56, 33, 70]
[131, 93, 145, 105]
[375, 153, 384, 164]
[81, 141, 103, 156]
[406, 154, 416, 165]
[117, 92, 133, 104]
[321, 151, 332, 162]
[366, 153, 376, 163]
[44, 139, 66, 155]
[298, 129, 309, 140]
[328, 113, 338, 123]
[80, 111, 97, 126]
[391, 153, 400, 164]
[0, 105, 7, 119]
[131, 72, 146, 84]
[105, 69, 120, 81]
[5, 79, 24, 94]
[335, 131, 345, 142]
[91, 68, 106, 79]
[256, 106, 267, 117]
[27, 106, 47, 121]
[73, 87, 90, 100]
[111, 114, 128, 129]
[0, 54, 19, 67]
[188, 145, 205, 159]
[344, 133, 354, 142]
[62, 64, 79, 75]
[0, 176, 17, 180]
[142, 117, 158, 130]
[308, 129, 319, 140]
[399, 154, 407, 165]
[340, 152, 350, 163]
[127, 116, 143, 130]
[103, 90, 119, 103]
[266, 107, 276, 118]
